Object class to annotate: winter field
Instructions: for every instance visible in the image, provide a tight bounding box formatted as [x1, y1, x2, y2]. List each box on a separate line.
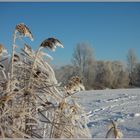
[76, 88, 140, 138]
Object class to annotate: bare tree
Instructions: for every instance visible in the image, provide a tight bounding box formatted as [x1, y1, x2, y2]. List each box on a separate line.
[132, 63, 140, 87]
[93, 61, 129, 89]
[111, 61, 129, 88]
[127, 49, 137, 86]
[54, 65, 78, 85]
[71, 43, 95, 89]
[93, 61, 114, 89]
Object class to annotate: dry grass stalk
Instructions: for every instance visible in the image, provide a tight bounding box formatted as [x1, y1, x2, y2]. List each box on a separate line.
[0, 23, 91, 138]
[15, 23, 33, 41]
[65, 76, 85, 95]
[106, 120, 123, 139]
[0, 44, 4, 55]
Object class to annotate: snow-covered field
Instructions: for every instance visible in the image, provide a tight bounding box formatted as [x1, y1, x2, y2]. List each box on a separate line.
[76, 88, 140, 138]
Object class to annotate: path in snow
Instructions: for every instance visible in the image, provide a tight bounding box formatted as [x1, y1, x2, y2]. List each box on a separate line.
[76, 88, 140, 138]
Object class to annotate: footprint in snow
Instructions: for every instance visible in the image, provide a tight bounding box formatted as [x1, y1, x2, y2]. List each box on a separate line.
[128, 113, 140, 118]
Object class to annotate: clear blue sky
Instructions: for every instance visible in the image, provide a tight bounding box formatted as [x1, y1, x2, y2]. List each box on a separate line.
[0, 2, 140, 66]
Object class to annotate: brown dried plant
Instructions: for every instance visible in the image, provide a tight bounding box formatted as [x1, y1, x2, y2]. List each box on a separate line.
[0, 44, 4, 55]
[64, 76, 85, 95]
[15, 23, 34, 41]
[0, 23, 91, 138]
[106, 120, 123, 139]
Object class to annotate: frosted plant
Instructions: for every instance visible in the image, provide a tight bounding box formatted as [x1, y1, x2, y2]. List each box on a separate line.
[64, 76, 85, 95]
[40, 37, 64, 51]
[0, 44, 8, 80]
[0, 23, 91, 138]
[106, 120, 123, 139]
[15, 23, 34, 41]
[0, 44, 8, 57]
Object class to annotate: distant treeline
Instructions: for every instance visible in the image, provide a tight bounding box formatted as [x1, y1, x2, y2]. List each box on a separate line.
[55, 43, 140, 90]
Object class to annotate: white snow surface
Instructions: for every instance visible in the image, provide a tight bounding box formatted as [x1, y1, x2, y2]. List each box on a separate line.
[76, 88, 140, 138]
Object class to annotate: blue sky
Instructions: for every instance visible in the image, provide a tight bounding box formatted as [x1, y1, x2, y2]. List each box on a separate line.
[0, 2, 140, 66]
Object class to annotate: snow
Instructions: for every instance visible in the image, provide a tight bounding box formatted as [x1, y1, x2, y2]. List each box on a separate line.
[76, 88, 140, 138]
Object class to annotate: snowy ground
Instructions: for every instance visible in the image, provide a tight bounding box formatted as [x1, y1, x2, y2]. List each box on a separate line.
[76, 88, 140, 138]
